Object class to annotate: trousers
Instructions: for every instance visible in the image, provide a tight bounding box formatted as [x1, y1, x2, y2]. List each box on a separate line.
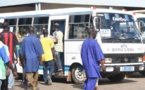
[83, 78, 98, 90]
[26, 71, 38, 90]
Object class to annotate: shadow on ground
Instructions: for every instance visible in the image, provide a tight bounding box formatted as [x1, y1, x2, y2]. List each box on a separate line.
[127, 72, 145, 78]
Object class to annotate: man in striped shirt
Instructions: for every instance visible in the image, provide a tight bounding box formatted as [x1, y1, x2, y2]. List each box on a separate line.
[1, 22, 18, 90]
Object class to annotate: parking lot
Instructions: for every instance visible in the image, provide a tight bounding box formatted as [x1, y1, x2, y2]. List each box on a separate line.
[14, 72, 145, 90]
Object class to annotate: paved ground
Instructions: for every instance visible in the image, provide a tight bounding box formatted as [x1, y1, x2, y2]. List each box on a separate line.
[14, 73, 145, 90]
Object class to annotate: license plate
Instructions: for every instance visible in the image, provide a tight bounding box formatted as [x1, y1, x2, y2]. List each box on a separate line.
[120, 66, 134, 71]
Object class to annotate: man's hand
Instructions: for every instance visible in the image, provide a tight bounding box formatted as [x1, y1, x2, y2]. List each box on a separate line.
[19, 61, 22, 66]
[40, 61, 43, 66]
[101, 59, 105, 72]
[54, 58, 57, 62]
[14, 58, 18, 64]
[12, 71, 18, 78]
[6, 68, 10, 77]
[101, 65, 106, 72]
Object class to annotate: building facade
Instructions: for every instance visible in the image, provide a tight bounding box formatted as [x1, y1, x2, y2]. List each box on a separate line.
[0, 0, 145, 13]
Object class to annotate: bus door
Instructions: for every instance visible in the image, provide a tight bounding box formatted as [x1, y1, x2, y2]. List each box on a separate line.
[48, 15, 69, 73]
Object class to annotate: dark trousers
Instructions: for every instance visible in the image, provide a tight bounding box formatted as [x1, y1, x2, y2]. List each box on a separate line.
[1, 77, 8, 90]
[43, 60, 55, 83]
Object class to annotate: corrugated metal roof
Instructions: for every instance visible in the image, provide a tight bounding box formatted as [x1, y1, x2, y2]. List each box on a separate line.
[0, 0, 145, 8]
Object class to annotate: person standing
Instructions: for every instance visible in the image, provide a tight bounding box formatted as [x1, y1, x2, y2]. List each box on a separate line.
[53, 23, 64, 76]
[40, 29, 56, 85]
[18, 28, 28, 85]
[81, 27, 105, 90]
[1, 22, 18, 90]
[0, 34, 18, 90]
[20, 27, 43, 90]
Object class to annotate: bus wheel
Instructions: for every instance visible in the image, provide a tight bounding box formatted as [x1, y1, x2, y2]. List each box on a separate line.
[71, 65, 86, 84]
[139, 71, 145, 76]
[108, 74, 125, 82]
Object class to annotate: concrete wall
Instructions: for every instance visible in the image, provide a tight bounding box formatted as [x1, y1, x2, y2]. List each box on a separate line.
[0, 5, 35, 13]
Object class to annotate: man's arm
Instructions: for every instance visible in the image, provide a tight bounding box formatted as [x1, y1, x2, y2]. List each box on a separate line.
[34, 39, 44, 63]
[13, 33, 19, 63]
[94, 42, 106, 72]
[50, 39, 56, 61]
[0, 45, 18, 78]
[6, 61, 18, 78]
[52, 48, 56, 62]
[100, 59, 105, 72]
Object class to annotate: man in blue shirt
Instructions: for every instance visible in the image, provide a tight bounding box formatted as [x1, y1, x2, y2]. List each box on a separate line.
[20, 27, 44, 90]
[81, 27, 105, 90]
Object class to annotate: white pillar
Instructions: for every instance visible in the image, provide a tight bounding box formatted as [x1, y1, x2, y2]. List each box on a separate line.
[38, 3, 41, 10]
[35, 3, 41, 11]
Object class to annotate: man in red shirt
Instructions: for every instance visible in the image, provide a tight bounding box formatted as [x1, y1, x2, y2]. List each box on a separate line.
[1, 22, 18, 90]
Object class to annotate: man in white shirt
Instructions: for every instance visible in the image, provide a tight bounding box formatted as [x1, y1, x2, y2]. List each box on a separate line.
[53, 23, 64, 76]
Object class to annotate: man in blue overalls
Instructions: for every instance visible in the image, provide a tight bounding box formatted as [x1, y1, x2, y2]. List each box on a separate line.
[81, 27, 105, 90]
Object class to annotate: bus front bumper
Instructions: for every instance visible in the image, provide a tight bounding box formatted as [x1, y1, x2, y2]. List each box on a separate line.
[103, 63, 145, 73]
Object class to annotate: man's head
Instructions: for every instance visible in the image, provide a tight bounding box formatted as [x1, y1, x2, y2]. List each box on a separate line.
[42, 29, 48, 37]
[54, 23, 59, 31]
[87, 27, 97, 39]
[0, 34, 4, 42]
[22, 28, 28, 36]
[29, 26, 35, 34]
[2, 22, 9, 31]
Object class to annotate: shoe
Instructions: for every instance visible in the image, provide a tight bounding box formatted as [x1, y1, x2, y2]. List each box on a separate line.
[26, 83, 32, 90]
[47, 76, 52, 85]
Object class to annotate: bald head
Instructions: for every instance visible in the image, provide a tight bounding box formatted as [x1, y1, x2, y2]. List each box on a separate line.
[22, 28, 27, 35]
[29, 26, 35, 34]
[2, 22, 9, 31]
[87, 27, 97, 39]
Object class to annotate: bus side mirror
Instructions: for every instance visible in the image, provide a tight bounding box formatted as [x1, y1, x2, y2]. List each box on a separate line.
[138, 21, 144, 33]
[93, 17, 101, 32]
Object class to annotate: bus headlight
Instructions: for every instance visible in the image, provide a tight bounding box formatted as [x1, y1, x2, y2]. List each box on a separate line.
[105, 58, 112, 63]
[138, 57, 143, 62]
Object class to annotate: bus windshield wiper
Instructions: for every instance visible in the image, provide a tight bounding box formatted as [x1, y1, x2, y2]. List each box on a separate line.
[103, 37, 119, 40]
[119, 37, 141, 42]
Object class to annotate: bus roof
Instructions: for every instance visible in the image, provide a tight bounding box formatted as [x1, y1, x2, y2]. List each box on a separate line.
[0, 7, 133, 19]
[134, 13, 145, 18]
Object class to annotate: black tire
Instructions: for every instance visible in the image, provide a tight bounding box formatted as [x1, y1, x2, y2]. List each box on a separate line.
[71, 65, 86, 84]
[139, 71, 145, 76]
[108, 74, 125, 82]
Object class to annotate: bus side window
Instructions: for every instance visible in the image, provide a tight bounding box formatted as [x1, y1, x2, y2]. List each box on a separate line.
[5, 19, 17, 33]
[33, 17, 49, 38]
[68, 14, 90, 39]
[18, 18, 32, 38]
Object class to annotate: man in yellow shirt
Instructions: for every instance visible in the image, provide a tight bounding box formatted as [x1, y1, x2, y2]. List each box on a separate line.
[40, 29, 56, 85]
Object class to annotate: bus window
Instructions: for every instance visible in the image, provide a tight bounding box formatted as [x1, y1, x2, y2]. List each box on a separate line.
[33, 17, 49, 37]
[5, 19, 17, 33]
[18, 18, 32, 38]
[68, 15, 90, 39]
[50, 20, 65, 35]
